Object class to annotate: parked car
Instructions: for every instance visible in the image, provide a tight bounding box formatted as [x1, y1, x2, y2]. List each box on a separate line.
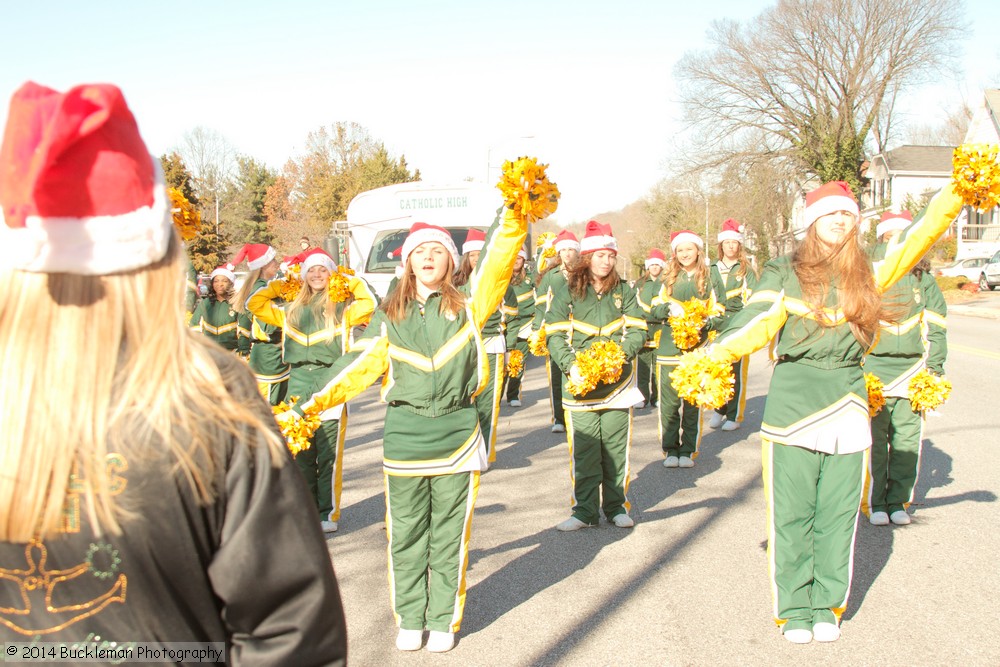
[980, 250, 1000, 291]
[934, 256, 990, 282]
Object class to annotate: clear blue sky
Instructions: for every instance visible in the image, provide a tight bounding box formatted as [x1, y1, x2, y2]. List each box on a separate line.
[1, 0, 997, 224]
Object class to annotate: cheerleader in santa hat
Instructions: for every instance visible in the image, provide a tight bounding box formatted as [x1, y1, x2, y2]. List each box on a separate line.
[708, 219, 759, 431]
[282, 210, 528, 652]
[231, 243, 289, 405]
[454, 228, 519, 466]
[650, 230, 726, 468]
[0, 81, 345, 661]
[690, 180, 967, 643]
[862, 211, 948, 527]
[634, 248, 668, 409]
[531, 229, 580, 433]
[248, 246, 377, 532]
[546, 221, 647, 530]
[189, 263, 250, 356]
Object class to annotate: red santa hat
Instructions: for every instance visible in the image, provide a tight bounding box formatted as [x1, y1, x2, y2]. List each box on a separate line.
[462, 228, 486, 254]
[717, 218, 744, 244]
[800, 181, 859, 233]
[401, 222, 459, 267]
[209, 264, 236, 284]
[644, 248, 666, 269]
[554, 229, 580, 252]
[0, 82, 172, 275]
[231, 243, 277, 271]
[579, 220, 617, 254]
[670, 230, 704, 252]
[876, 210, 913, 238]
[295, 247, 336, 274]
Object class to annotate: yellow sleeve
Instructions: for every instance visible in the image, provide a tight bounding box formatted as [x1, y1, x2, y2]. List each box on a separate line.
[299, 322, 391, 414]
[710, 263, 789, 364]
[343, 275, 378, 326]
[246, 280, 287, 328]
[874, 184, 964, 291]
[469, 208, 528, 330]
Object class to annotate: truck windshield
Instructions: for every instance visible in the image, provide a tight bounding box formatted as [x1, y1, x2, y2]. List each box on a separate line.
[366, 227, 480, 273]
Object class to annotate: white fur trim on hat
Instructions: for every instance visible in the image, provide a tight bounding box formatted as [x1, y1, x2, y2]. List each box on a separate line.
[580, 234, 618, 254]
[555, 238, 581, 252]
[518, 248, 528, 261]
[301, 252, 336, 274]
[670, 232, 704, 251]
[0, 163, 172, 275]
[210, 265, 236, 283]
[644, 257, 666, 269]
[876, 216, 910, 239]
[802, 196, 859, 230]
[248, 246, 276, 271]
[402, 226, 459, 268]
[717, 229, 744, 244]
[462, 239, 485, 254]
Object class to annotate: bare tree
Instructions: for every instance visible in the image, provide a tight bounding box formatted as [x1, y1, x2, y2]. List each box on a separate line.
[674, 0, 965, 193]
[905, 100, 974, 146]
[177, 126, 238, 196]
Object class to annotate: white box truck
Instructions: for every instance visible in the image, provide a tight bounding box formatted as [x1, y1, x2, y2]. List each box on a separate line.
[342, 181, 508, 298]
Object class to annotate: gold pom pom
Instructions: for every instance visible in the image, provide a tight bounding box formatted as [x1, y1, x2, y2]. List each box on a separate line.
[507, 349, 525, 377]
[528, 327, 549, 357]
[908, 369, 952, 413]
[535, 232, 556, 249]
[272, 396, 322, 455]
[566, 340, 626, 396]
[168, 187, 201, 242]
[327, 270, 352, 303]
[865, 373, 885, 417]
[277, 264, 302, 302]
[952, 144, 1000, 211]
[668, 298, 717, 351]
[497, 157, 561, 223]
[669, 350, 735, 409]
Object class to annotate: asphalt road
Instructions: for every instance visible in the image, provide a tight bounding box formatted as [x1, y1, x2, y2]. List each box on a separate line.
[325, 313, 1000, 666]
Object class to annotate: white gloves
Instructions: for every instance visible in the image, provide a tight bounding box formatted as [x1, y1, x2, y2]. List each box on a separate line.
[668, 302, 684, 318]
[569, 363, 586, 384]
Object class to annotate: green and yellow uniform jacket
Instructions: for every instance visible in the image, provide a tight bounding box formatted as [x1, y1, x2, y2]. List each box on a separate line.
[634, 276, 664, 349]
[247, 276, 377, 413]
[458, 282, 518, 353]
[508, 274, 537, 344]
[244, 278, 291, 384]
[709, 186, 964, 453]
[546, 279, 648, 410]
[532, 268, 568, 332]
[189, 296, 249, 355]
[864, 252, 947, 396]
[710, 259, 758, 320]
[295, 209, 527, 476]
[649, 270, 726, 363]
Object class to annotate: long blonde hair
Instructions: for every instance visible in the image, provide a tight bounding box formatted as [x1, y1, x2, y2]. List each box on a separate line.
[231, 266, 264, 314]
[286, 274, 341, 332]
[792, 225, 886, 347]
[0, 234, 284, 542]
[715, 242, 759, 282]
[665, 247, 710, 297]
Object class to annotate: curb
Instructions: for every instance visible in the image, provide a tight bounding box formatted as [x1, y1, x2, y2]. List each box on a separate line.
[947, 304, 1000, 320]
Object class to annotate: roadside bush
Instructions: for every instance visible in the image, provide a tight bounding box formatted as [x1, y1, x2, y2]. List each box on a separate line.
[935, 275, 966, 291]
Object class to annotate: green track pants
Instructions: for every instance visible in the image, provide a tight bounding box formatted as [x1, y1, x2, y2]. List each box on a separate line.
[862, 396, 923, 516]
[564, 409, 632, 524]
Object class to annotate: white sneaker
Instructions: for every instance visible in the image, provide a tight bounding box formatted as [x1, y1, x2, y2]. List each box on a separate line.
[708, 412, 726, 429]
[890, 510, 911, 525]
[633, 401, 645, 409]
[556, 516, 593, 531]
[678, 456, 695, 468]
[721, 420, 741, 431]
[551, 423, 565, 433]
[868, 511, 890, 526]
[396, 628, 423, 651]
[812, 622, 841, 642]
[426, 630, 455, 653]
[663, 456, 679, 468]
[509, 399, 522, 407]
[612, 513, 634, 528]
[321, 520, 338, 533]
[784, 628, 812, 644]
